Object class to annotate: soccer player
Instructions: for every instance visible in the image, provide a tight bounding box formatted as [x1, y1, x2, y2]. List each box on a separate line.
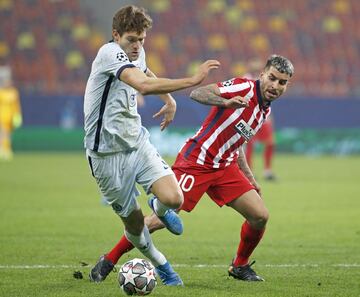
[245, 115, 277, 180]
[0, 68, 22, 161]
[84, 5, 220, 286]
[91, 54, 294, 282]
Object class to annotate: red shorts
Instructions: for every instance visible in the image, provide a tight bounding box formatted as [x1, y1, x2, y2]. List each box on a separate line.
[251, 119, 273, 142]
[172, 155, 255, 212]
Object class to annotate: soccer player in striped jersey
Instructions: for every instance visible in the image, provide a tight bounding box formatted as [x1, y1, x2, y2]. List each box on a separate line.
[95, 55, 294, 282]
[85, 5, 220, 285]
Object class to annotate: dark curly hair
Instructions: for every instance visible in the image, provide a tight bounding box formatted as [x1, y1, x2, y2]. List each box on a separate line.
[112, 5, 153, 36]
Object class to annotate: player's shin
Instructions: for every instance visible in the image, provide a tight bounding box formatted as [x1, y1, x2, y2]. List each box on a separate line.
[106, 236, 134, 265]
[125, 226, 166, 267]
[233, 221, 265, 267]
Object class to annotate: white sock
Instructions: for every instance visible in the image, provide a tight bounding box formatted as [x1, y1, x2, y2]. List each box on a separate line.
[125, 226, 167, 267]
[153, 197, 170, 217]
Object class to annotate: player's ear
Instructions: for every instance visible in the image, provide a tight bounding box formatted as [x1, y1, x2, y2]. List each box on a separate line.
[112, 29, 119, 41]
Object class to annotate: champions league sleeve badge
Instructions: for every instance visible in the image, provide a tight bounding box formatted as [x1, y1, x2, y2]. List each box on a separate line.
[221, 78, 235, 87]
[116, 52, 129, 62]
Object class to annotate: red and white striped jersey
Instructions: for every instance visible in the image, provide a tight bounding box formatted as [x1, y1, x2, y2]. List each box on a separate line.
[179, 78, 271, 169]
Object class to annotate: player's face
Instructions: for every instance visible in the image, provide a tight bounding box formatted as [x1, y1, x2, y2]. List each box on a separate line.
[259, 66, 291, 102]
[113, 30, 146, 61]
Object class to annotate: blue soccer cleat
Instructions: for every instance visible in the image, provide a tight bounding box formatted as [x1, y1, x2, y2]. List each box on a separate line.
[155, 262, 184, 286]
[148, 197, 183, 235]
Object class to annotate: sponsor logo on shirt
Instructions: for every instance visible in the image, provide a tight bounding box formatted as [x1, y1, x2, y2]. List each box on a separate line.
[234, 120, 255, 142]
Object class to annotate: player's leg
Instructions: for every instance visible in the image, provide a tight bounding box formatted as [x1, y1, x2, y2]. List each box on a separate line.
[93, 157, 208, 269]
[0, 124, 13, 160]
[228, 189, 268, 263]
[128, 143, 183, 285]
[227, 190, 268, 281]
[105, 213, 165, 267]
[137, 142, 184, 235]
[120, 208, 183, 286]
[90, 199, 182, 285]
[87, 149, 181, 285]
[207, 163, 267, 281]
[148, 174, 184, 235]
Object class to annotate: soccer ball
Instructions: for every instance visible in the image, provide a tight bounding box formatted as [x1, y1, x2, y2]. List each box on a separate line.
[118, 258, 157, 296]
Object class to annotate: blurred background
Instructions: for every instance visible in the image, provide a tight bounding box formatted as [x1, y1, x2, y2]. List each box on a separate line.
[0, 0, 359, 157]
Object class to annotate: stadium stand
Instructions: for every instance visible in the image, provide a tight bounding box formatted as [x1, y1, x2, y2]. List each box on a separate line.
[0, 0, 105, 95]
[0, 0, 359, 97]
[141, 0, 359, 97]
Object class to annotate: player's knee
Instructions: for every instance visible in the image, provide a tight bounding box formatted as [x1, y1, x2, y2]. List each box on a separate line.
[159, 189, 183, 210]
[251, 210, 269, 229]
[126, 222, 144, 236]
[123, 210, 145, 235]
[168, 190, 184, 209]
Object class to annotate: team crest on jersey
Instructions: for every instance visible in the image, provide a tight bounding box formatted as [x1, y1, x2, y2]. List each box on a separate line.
[222, 78, 235, 87]
[111, 203, 123, 212]
[116, 52, 129, 62]
[234, 119, 255, 142]
[129, 94, 136, 107]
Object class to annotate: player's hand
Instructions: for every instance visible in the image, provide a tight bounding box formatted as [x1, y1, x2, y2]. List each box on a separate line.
[224, 96, 249, 109]
[152, 99, 177, 131]
[191, 60, 220, 85]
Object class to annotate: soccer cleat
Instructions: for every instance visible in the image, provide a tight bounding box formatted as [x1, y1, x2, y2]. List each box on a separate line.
[155, 262, 184, 286]
[228, 260, 264, 281]
[148, 197, 183, 235]
[89, 255, 115, 282]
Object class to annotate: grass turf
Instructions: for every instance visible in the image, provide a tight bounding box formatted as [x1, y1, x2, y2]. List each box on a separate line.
[0, 153, 359, 297]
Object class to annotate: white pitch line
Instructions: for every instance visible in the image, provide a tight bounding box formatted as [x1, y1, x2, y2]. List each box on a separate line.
[0, 263, 359, 269]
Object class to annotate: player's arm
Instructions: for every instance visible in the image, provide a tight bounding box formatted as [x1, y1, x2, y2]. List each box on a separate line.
[190, 84, 249, 108]
[119, 60, 220, 95]
[237, 146, 262, 196]
[145, 68, 176, 130]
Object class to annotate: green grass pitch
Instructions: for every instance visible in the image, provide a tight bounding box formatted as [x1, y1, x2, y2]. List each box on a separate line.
[0, 153, 359, 297]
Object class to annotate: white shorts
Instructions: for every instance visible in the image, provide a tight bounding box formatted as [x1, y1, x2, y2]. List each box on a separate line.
[86, 139, 173, 217]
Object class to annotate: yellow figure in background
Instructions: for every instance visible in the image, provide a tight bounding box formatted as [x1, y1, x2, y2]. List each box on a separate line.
[0, 73, 22, 160]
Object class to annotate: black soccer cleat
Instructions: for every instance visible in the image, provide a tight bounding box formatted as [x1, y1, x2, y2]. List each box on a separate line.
[89, 255, 116, 282]
[228, 260, 264, 281]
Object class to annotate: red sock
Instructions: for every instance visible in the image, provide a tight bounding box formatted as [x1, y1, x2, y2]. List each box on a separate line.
[264, 144, 274, 170]
[233, 221, 265, 267]
[105, 235, 135, 265]
[245, 142, 254, 169]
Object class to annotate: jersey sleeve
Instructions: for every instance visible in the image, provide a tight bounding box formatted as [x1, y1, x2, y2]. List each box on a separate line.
[217, 77, 252, 99]
[100, 44, 136, 79]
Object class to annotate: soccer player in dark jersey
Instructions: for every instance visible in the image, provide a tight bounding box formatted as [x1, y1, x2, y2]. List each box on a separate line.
[94, 54, 294, 282]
